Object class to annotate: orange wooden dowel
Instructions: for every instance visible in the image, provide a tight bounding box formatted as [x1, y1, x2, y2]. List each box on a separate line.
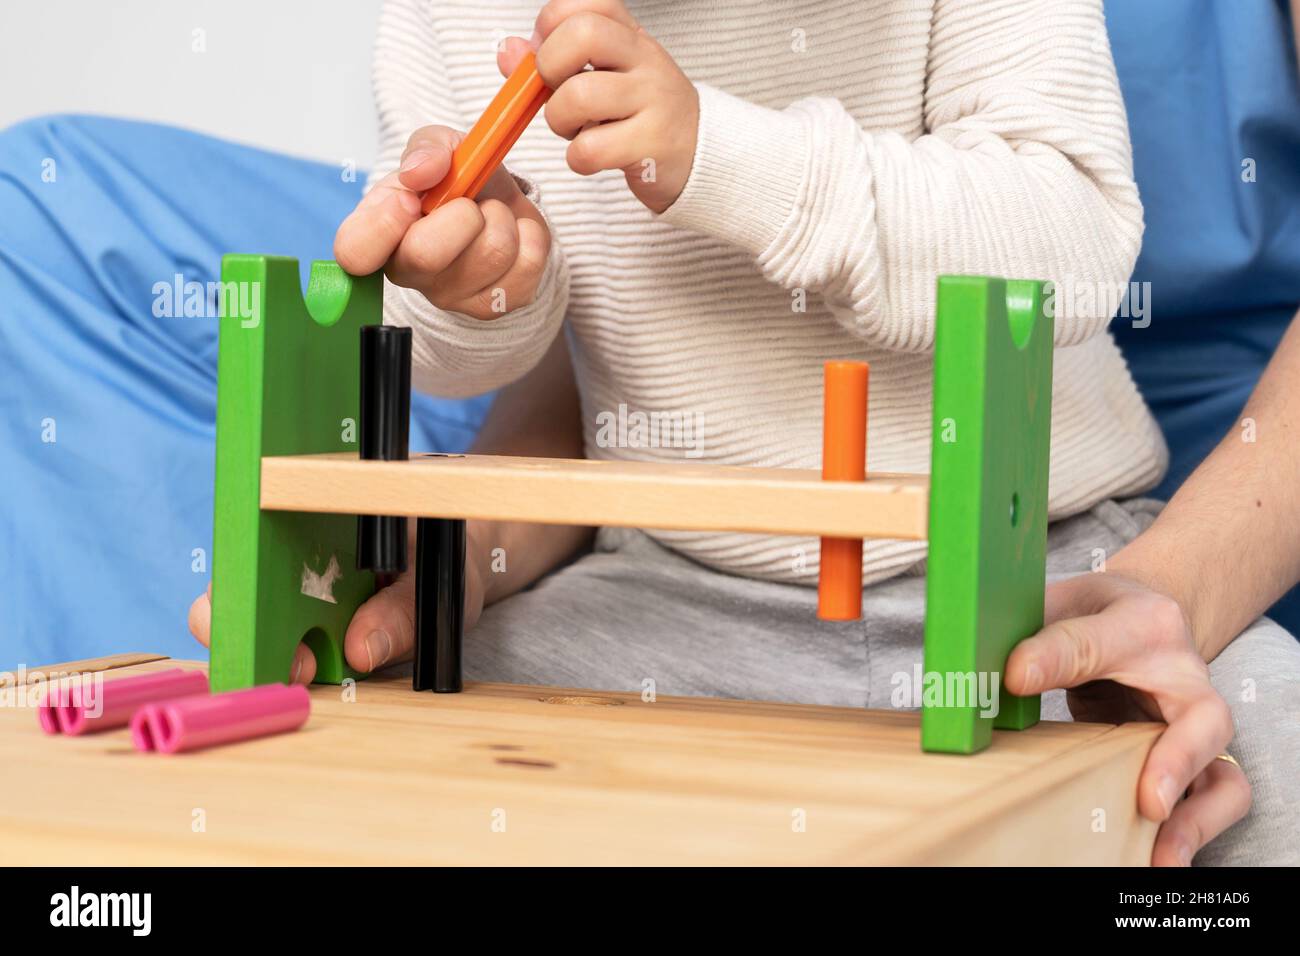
[421, 51, 552, 214]
[818, 361, 869, 621]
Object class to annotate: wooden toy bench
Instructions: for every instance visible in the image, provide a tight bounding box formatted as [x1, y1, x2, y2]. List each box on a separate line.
[209, 258, 1056, 755]
[0, 655, 1160, 865]
[4, 263, 1160, 862]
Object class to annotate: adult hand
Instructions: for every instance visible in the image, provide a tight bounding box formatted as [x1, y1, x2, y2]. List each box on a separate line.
[1004, 570, 1250, 866]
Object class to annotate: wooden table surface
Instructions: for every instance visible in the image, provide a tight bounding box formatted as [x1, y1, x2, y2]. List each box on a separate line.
[0, 655, 1160, 865]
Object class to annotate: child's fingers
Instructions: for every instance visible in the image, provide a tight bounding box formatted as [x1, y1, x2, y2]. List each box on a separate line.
[187, 583, 212, 647]
[335, 171, 424, 275]
[1151, 758, 1251, 866]
[545, 69, 638, 140]
[455, 215, 551, 318]
[343, 570, 418, 673]
[433, 199, 523, 300]
[497, 35, 536, 76]
[536, 12, 643, 86]
[566, 115, 651, 176]
[396, 125, 461, 191]
[476, 164, 548, 229]
[385, 197, 487, 292]
[535, 0, 639, 42]
[502, 7, 642, 85]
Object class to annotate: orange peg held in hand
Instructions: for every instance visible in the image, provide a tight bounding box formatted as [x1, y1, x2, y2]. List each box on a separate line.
[818, 361, 869, 621]
[421, 51, 552, 214]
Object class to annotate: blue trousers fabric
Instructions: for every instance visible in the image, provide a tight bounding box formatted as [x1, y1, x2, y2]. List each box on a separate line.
[0, 115, 492, 667]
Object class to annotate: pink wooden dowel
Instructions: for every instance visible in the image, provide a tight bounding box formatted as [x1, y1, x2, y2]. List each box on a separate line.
[130, 683, 310, 754]
[38, 668, 209, 736]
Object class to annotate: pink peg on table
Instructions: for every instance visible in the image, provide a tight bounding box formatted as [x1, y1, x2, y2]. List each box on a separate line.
[130, 682, 310, 755]
[38, 667, 209, 736]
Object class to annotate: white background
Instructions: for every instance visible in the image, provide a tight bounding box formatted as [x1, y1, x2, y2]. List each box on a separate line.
[0, 0, 385, 165]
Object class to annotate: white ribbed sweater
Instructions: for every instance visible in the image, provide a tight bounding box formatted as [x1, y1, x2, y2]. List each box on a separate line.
[371, 0, 1167, 584]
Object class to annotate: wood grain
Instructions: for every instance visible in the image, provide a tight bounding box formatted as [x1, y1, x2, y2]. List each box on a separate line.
[0, 657, 1159, 865]
[1, 653, 167, 686]
[259, 452, 930, 540]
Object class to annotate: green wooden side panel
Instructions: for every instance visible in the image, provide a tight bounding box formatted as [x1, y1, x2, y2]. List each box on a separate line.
[922, 276, 1054, 754]
[209, 256, 382, 693]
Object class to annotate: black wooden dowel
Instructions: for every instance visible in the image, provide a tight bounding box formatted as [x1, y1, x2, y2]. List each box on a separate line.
[413, 517, 466, 693]
[356, 324, 411, 574]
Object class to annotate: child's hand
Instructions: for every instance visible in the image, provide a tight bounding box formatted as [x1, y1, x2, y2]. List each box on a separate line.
[334, 126, 552, 319]
[187, 524, 490, 683]
[1004, 571, 1251, 867]
[500, 0, 699, 213]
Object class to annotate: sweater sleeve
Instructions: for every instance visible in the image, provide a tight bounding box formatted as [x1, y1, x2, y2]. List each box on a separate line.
[657, 0, 1143, 350]
[367, 0, 570, 398]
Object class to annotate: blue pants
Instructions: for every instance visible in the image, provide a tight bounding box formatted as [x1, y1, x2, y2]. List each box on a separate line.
[0, 115, 491, 666]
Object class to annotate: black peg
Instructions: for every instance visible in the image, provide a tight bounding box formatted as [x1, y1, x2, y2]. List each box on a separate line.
[413, 517, 466, 693]
[356, 324, 411, 574]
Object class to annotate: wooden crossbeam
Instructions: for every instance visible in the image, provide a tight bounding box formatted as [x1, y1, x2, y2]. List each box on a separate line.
[260, 452, 930, 540]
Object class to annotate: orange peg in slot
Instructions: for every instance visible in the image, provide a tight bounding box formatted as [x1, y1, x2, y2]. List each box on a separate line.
[818, 361, 869, 620]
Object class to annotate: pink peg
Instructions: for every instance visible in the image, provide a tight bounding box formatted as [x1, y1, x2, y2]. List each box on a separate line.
[38, 668, 209, 736]
[130, 683, 310, 755]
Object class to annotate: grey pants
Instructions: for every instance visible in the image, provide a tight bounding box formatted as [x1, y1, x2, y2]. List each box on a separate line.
[467, 498, 1300, 865]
